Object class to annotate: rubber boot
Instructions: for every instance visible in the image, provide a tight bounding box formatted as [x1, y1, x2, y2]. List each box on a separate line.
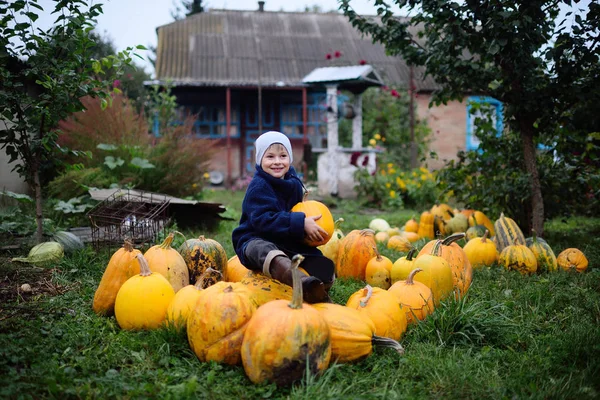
[269, 255, 330, 304]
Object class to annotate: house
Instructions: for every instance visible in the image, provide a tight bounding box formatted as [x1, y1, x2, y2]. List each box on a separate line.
[151, 2, 477, 187]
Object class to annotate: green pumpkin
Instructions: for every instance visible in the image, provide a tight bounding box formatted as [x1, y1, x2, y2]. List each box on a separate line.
[499, 242, 537, 275]
[445, 213, 469, 235]
[493, 213, 526, 253]
[466, 224, 486, 241]
[179, 235, 228, 284]
[527, 230, 557, 273]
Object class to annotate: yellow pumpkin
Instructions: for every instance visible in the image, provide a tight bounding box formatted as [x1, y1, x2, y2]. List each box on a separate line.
[556, 248, 588, 273]
[93, 240, 141, 316]
[412, 239, 454, 304]
[312, 303, 404, 363]
[498, 240, 537, 275]
[346, 285, 407, 341]
[463, 230, 498, 269]
[388, 268, 435, 324]
[225, 255, 257, 282]
[418, 233, 473, 299]
[291, 192, 334, 247]
[390, 248, 418, 284]
[143, 232, 189, 292]
[335, 229, 378, 280]
[431, 203, 455, 221]
[365, 247, 393, 289]
[187, 281, 256, 365]
[239, 274, 293, 307]
[493, 213, 526, 253]
[241, 255, 331, 386]
[417, 211, 435, 240]
[166, 268, 222, 329]
[387, 235, 413, 253]
[114, 254, 175, 330]
[403, 217, 419, 233]
[375, 231, 390, 243]
[318, 218, 345, 263]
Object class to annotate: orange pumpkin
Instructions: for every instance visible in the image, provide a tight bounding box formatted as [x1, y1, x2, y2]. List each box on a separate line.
[188, 281, 256, 365]
[418, 233, 473, 298]
[417, 211, 435, 240]
[556, 248, 588, 273]
[93, 240, 141, 316]
[335, 229, 378, 280]
[241, 255, 331, 385]
[143, 232, 189, 292]
[291, 192, 334, 247]
[403, 218, 419, 233]
[388, 268, 435, 324]
[387, 235, 413, 253]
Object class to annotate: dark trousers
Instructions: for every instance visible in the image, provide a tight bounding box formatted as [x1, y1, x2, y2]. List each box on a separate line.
[244, 238, 335, 283]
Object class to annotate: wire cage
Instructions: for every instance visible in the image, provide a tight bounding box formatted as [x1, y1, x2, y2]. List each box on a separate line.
[87, 189, 172, 250]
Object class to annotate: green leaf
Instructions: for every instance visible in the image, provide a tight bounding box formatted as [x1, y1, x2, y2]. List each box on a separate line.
[104, 156, 125, 169]
[97, 143, 118, 151]
[129, 157, 155, 169]
[0, 190, 33, 203]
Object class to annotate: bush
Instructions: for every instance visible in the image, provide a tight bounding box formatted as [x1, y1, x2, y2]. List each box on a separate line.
[354, 165, 444, 210]
[53, 94, 217, 198]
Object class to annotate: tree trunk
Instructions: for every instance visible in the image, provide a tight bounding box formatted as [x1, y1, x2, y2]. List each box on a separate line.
[32, 156, 44, 244]
[520, 128, 544, 237]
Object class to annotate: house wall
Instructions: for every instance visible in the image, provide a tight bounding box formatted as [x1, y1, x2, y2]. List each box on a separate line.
[416, 95, 467, 171]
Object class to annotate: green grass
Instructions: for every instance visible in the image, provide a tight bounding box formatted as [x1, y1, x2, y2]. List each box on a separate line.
[1, 189, 599, 399]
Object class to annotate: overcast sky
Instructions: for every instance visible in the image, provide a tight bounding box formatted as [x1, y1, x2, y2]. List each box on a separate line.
[26, 0, 593, 77]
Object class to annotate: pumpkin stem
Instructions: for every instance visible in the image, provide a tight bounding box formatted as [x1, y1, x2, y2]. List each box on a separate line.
[406, 248, 417, 261]
[531, 229, 538, 243]
[172, 230, 187, 242]
[359, 284, 373, 308]
[194, 267, 223, 290]
[159, 232, 175, 249]
[372, 246, 382, 261]
[362, 229, 376, 236]
[481, 230, 490, 242]
[406, 268, 423, 284]
[371, 335, 405, 355]
[288, 254, 306, 310]
[136, 254, 152, 277]
[123, 239, 134, 252]
[334, 218, 345, 229]
[302, 191, 309, 202]
[442, 232, 466, 245]
[430, 240, 444, 257]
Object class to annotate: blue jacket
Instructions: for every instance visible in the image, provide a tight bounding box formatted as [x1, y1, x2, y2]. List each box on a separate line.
[232, 165, 321, 265]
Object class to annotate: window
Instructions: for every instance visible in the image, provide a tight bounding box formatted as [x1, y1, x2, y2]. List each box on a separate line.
[466, 96, 503, 151]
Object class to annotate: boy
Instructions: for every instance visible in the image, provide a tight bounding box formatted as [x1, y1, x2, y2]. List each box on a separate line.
[232, 131, 335, 303]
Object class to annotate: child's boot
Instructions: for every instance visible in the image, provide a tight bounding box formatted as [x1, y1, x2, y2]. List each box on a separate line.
[269, 255, 329, 304]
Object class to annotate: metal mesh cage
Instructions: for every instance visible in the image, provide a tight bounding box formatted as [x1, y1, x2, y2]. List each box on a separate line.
[87, 189, 171, 249]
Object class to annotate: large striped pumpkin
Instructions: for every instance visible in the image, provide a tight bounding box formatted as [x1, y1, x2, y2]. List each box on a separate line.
[335, 229, 378, 280]
[527, 229, 557, 273]
[498, 240, 537, 275]
[493, 213, 526, 253]
[179, 235, 228, 285]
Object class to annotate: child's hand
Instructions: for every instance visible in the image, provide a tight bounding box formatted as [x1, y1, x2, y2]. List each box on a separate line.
[304, 215, 329, 243]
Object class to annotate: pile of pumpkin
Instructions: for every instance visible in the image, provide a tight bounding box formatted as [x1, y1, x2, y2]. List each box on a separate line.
[91, 198, 589, 386]
[359, 203, 589, 283]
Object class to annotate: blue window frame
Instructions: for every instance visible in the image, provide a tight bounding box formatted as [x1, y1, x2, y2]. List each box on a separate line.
[193, 105, 240, 139]
[466, 96, 503, 151]
[280, 92, 329, 144]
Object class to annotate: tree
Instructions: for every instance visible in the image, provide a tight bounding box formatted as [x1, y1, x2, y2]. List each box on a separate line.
[340, 0, 600, 235]
[0, 0, 142, 243]
[171, 0, 205, 20]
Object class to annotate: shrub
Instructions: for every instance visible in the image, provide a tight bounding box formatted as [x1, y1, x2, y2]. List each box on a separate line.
[54, 94, 217, 198]
[47, 167, 114, 200]
[354, 165, 444, 209]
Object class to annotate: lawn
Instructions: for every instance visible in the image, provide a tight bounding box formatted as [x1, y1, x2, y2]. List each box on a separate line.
[0, 189, 599, 399]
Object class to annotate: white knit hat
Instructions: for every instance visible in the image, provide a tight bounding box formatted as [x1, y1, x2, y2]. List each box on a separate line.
[255, 131, 293, 165]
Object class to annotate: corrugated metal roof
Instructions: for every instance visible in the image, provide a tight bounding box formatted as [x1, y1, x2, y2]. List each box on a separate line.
[302, 65, 382, 84]
[154, 10, 438, 90]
